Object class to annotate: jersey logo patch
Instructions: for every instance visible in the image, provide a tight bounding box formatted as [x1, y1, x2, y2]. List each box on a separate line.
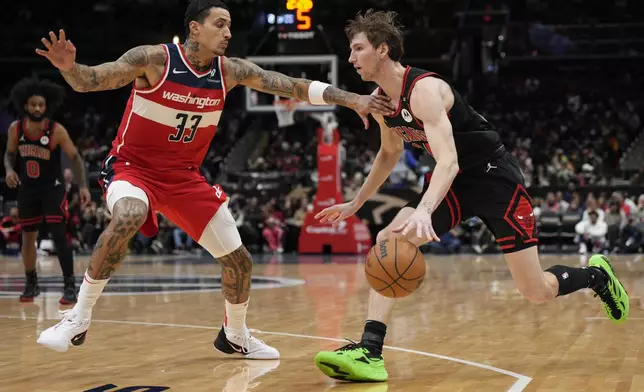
[173, 68, 188, 74]
[40, 136, 49, 146]
[401, 109, 413, 123]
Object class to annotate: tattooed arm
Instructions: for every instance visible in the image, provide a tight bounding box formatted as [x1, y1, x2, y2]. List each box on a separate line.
[61, 45, 167, 92]
[222, 57, 395, 117]
[36, 31, 167, 92]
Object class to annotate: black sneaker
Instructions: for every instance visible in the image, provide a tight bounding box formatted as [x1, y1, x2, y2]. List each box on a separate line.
[19, 282, 40, 302]
[59, 276, 78, 305]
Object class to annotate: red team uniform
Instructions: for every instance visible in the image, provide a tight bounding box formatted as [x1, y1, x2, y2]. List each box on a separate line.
[99, 43, 228, 239]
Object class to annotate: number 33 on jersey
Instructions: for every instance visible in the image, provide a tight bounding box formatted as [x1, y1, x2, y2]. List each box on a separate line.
[109, 43, 226, 170]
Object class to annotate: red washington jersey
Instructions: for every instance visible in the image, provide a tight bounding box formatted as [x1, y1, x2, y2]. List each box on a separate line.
[110, 43, 227, 171]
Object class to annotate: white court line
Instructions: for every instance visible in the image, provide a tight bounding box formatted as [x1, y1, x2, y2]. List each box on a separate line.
[0, 315, 532, 391]
[586, 317, 644, 321]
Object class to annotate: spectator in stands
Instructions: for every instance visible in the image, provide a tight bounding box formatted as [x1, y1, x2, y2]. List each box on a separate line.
[575, 210, 608, 254]
[0, 207, 21, 255]
[262, 216, 284, 253]
[543, 192, 562, 214]
[172, 226, 193, 252]
[604, 200, 627, 250]
[582, 197, 605, 223]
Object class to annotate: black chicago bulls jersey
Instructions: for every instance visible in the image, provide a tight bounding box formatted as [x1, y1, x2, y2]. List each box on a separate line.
[16, 119, 63, 191]
[379, 66, 502, 169]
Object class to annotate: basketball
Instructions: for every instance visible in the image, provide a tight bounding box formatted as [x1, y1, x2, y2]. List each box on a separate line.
[365, 238, 426, 298]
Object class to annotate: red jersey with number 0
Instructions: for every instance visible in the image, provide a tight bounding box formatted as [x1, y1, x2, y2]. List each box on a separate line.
[109, 43, 227, 170]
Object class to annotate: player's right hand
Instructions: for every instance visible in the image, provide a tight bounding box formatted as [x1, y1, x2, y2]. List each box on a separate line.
[315, 201, 360, 227]
[35, 29, 77, 71]
[354, 95, 396, 129]
[5, 170, 19, 188]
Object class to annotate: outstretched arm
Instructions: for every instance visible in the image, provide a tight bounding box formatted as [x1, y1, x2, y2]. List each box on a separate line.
[36, 30, 166, 92]
[352, 113, 404, 207]
[60, 46, 167, 92]
[222, 57, 395, 119]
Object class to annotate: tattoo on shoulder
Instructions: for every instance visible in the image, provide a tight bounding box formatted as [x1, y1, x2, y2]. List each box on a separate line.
[119, 45, 166, 67]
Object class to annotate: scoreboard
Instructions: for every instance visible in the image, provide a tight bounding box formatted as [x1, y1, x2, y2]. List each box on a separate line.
[267, 0, 316, 40]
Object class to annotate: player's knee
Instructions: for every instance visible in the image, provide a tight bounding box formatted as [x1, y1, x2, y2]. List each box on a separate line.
[109, 197, 148, 238]
[198, 206, 243, 259]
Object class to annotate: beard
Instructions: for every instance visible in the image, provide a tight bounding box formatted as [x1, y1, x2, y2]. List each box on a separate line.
[26, 112, 45, 122]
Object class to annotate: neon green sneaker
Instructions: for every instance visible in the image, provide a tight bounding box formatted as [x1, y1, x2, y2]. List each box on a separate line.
[589, 254, 629, 324]
[315, 341, 388, 382]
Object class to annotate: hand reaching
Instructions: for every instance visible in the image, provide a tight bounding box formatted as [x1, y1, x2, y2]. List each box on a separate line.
[353, 95, 396, 129]
[314, 201, 360, 227]
[392, 209, 441, 243]
[35, 29, 77, 71]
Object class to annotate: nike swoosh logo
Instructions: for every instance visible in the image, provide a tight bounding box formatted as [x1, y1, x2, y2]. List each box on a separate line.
[71, 331, 87, 343]
[173, 68, 188, 74]
[227, 340, 249, 354]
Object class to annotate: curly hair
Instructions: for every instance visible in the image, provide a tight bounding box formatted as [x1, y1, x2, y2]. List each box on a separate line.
[10, 77, 65, 118]
[345, 9, 405, 62]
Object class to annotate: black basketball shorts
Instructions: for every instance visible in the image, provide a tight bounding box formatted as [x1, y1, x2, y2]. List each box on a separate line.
[18, 185, 68, 232]
[404, 148, 538, 253]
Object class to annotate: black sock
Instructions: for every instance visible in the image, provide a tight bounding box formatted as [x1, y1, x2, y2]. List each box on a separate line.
[545, 265, 607, 296]
[25, 269, 37, 284]
[50, 225, 75, 278]
[360, 320, 387, 355]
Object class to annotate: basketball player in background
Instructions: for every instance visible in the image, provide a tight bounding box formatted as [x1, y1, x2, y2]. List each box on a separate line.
[34, 0, 396, 356]
[314, 10, 629, 382]
[4, 77, 90, 304]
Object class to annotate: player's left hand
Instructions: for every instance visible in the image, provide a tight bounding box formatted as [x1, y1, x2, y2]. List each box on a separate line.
[79, 187, 91, 208]
[353, 95, 396, 129]
[392, 209, 441, 243]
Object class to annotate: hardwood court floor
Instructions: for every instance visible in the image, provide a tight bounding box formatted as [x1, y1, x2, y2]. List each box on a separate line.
[1, 252, 643, 391]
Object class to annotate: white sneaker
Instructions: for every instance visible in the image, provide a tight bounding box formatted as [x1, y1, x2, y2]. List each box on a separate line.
[213, 326, 280, 359]
[37, 309, 91, 352]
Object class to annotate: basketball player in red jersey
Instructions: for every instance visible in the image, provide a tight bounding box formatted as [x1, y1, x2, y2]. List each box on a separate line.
[314, 10, 629, 382]
[4, 77, 90, 305]
[34, 1, 395, 356]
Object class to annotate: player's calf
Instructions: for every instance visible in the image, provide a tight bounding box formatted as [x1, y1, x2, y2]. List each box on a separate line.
[37, 197, 148, 352]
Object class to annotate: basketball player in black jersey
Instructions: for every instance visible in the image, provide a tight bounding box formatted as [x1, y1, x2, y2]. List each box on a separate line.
[313, 10, 629, 382]
[4, 78, 90, 304]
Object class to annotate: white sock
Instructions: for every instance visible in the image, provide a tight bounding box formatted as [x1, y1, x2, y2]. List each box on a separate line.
[224, 299, 249, 337]
[73, 270, 109, 319]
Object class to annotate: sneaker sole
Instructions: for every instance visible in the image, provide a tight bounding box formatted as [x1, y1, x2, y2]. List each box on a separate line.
[589, 254, 629, 324]
[315, 353, 388, 382]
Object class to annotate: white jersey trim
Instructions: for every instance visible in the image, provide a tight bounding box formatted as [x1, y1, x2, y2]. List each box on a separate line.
[175, 43, 213, 78]
[132, 94, 222, 128]
[218, 56, 227, 100]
